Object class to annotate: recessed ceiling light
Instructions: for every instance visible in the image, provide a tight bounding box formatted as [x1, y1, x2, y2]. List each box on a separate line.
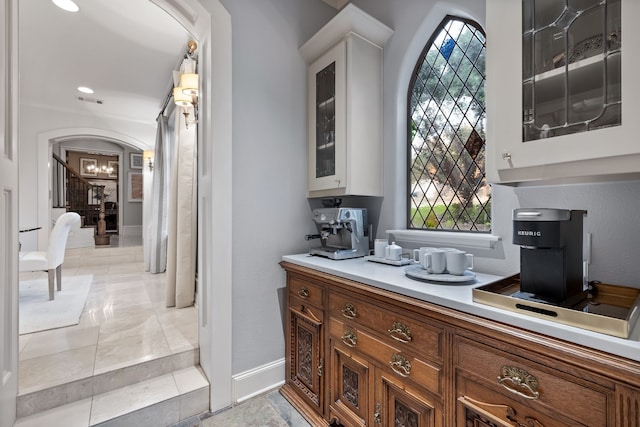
[77, 86, 94, 94]
[52, 0, 79, 12]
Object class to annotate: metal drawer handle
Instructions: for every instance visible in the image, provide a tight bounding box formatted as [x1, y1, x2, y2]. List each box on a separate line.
[298, 287, 310, 299]
[388, 322, 412, 343]
[389, 354, 411, 377]
[341, 329, 358, 348]
[341, 303, 357, 319]
[498, 366, 540, 400]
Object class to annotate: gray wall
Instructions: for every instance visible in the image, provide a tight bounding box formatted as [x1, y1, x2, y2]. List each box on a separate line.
[218, 0, 336, 374]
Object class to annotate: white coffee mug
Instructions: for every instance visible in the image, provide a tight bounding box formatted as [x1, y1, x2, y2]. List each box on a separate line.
[412, 247, 437, 264]
[385, 242, 403, 261]
[374, 239, 388, 258]
[421, 249, 447, 274]
[445, 250, 473, 275]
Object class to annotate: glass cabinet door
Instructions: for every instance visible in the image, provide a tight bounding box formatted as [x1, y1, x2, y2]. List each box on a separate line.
[315, 62, 336, 179]
[522, 0, 621, 142]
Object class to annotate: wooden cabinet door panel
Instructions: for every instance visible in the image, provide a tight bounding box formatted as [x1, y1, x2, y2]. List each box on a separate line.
[289, 303, 323, 413]
[329, 340, 372, 427]
[375, 369, 442, 427]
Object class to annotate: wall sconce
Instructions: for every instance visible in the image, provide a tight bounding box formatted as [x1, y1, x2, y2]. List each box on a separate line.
[143, 150, 154, 173]
[173, 41, 199, 129]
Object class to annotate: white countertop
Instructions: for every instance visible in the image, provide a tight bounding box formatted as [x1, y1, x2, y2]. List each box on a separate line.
[282, 253, 640, 363]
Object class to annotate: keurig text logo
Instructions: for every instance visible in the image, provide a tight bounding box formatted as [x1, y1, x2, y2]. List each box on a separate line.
[517, 230, 542, 237]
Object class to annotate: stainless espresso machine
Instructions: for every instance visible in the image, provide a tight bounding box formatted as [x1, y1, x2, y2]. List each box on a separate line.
[306, 207, 369, 260]
[512, 208, 587, 306]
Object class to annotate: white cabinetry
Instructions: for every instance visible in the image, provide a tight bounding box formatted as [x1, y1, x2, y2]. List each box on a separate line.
[486, 0, 640, 184]
[300, 4, 392, 197]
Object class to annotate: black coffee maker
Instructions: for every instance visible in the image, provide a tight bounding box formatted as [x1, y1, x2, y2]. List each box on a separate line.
[512, 208, 587, 306]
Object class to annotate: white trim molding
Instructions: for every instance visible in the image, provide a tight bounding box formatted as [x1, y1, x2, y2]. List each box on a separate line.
[387, 229, 501, 250]
[232, 359, 285, 404]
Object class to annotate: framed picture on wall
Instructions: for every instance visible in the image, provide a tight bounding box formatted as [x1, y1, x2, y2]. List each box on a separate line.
[80, 158, 97, 176]
[128, 171, 143, 202]
[88, 179, 118, 205]
[130, 153, 143, 170]
[107, 161, 118, 178]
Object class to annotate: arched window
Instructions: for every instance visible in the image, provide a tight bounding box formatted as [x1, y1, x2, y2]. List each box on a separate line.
[408, 16, 490, 232]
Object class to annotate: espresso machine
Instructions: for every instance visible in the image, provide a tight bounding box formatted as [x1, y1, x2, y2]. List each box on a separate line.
[306, 207, 369, 260]
[512, 208, 587, 306]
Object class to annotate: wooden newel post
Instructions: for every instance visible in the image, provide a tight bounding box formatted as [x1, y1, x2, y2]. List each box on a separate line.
[95, 186, 110, 246]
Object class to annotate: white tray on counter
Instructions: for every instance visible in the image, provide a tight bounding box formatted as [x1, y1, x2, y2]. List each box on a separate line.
[404, 265, 476, 284]
[365, 256, 414, 267]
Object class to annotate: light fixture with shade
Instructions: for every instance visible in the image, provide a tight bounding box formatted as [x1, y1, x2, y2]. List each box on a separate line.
[173, 41, 199, 129]
[77, 86, 94, 94]
[180, 73, 199, 96]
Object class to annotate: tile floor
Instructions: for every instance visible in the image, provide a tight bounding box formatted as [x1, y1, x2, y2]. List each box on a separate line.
[17, 236, 199, 420]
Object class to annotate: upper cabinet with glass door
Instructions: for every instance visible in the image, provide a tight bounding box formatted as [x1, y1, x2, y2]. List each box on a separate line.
[300, 4, 393, 197]
[486, 0, 640, 183]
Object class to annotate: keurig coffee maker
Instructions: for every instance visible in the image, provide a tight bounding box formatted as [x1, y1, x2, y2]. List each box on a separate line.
[512, 208, 587, 306]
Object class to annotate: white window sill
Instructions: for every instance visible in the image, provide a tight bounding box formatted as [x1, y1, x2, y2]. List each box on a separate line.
[386, 229, 501, 250]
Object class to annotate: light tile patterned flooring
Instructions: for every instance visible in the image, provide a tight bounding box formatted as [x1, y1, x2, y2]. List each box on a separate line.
[17, 236, 198, 396]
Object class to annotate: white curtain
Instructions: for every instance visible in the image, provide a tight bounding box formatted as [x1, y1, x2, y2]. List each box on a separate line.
[165, 57, 197, 308]
[145, 114, 172, 274]
[165, 108, 197, 308]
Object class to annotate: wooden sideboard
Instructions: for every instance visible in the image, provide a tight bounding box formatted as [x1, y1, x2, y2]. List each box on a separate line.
[280, 261, 640, 427]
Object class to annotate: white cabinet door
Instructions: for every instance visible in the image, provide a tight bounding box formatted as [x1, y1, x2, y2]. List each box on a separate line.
[307, 41, 347, 193]
[486, 0, 640, 183]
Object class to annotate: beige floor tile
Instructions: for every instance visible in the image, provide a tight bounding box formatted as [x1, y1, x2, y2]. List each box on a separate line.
[173, 366, 208, 394]
[89, 373, 178, 425]
[14, 397, 92, 427]
[20, 325, 100, 361]
[19, 345, 96, 393]
[162, 322, 199, 353]
[93, 330, 172, 374]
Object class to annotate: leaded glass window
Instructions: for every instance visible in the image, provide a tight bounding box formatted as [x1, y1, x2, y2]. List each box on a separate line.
[408, 16, 490, 232]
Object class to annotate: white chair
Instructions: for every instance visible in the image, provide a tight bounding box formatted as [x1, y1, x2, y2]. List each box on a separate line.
[19, 212, 81, 300]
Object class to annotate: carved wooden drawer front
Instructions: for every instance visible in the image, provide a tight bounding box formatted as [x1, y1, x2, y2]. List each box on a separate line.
[329, 292, 443, 363]
[330, 317, 442, 397]
[456, 337, 609, 426]
[289, 275, 324, 308]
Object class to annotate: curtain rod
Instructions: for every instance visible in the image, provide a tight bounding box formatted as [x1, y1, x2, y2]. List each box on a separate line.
[158, 40, 198, 119]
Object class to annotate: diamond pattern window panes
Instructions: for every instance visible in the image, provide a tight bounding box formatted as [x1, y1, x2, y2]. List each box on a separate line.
[408, 16, 490, 232]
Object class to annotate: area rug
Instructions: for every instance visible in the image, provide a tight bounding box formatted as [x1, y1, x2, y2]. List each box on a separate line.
[19, 274, 93, 335]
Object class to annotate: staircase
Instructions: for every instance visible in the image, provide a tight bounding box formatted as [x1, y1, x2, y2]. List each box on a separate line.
[51, 154, 113, 248]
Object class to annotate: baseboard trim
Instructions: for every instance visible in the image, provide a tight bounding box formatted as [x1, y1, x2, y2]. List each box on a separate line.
[122, 225, 143, 236]
[232, 358, 285, 403]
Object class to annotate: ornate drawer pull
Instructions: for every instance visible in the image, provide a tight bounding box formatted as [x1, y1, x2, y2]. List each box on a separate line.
[373, 402, 381, 424]
[341, 329, 358, 347]
[341, 303, 357, 319]
[298, 287, 310, 299]
[389, 353, 411, 377]
[388, 321, 412, 343]
[498, 366, 540, 400]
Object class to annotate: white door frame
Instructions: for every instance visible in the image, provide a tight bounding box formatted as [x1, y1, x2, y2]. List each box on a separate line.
[0, 0, 19, 425]
[150, 0, 233, 412]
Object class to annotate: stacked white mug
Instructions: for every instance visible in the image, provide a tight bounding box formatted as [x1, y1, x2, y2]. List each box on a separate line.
[413, 247, 473, 275]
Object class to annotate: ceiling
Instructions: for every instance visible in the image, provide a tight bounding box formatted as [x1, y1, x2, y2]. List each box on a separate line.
[19, 0, 193, 125]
